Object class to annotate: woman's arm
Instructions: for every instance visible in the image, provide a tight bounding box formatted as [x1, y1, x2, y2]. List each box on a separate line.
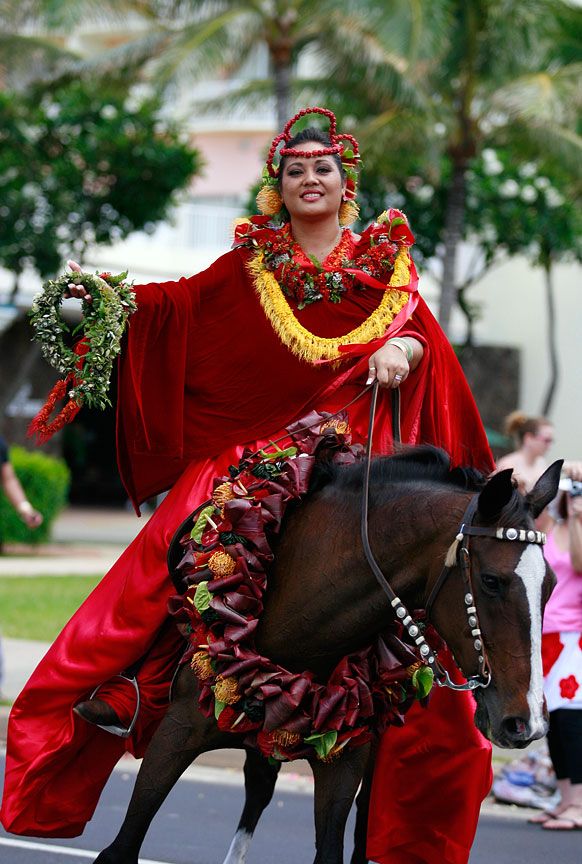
[367, 336, 424, 389]
[0, 461, 43, 528]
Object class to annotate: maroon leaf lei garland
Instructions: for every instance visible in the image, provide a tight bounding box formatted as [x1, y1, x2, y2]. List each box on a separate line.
[170, 414, 436, 763]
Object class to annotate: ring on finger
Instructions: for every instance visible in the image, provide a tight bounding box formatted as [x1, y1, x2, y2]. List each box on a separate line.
[394, 374, 403, 382]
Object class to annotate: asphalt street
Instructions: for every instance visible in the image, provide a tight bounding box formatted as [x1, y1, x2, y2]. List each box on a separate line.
[1, 754, 581, 864]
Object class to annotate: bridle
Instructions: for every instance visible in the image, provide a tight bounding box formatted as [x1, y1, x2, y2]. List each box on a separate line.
[360, 381, 546, 692]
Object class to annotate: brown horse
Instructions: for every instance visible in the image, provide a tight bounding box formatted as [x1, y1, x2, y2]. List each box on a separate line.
[92, 447, 561, 864]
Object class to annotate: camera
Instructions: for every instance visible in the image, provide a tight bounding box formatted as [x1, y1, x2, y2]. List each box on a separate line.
[558, 478, 582, 497]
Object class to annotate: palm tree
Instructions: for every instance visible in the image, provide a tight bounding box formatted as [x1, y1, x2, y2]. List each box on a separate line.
[319, 0, 582, 334]
[6, 0, 417, 132]
[0, 1, 78, 89]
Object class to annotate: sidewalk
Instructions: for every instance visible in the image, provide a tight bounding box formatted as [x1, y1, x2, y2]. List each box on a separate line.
[0, 505, 149, 576]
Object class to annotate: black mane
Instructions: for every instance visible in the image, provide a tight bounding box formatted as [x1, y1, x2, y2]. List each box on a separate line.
[310, 444, 487, 495]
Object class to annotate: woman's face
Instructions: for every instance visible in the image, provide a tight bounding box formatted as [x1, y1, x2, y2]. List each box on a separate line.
[280, 141, 345, 222]
[528, 424, 554, 457]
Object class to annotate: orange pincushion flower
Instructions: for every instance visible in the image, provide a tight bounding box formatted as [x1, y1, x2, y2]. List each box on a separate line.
[214, 675, 240, 705]
[190, 651, 214, 680]
[272, 729, 301, 748]
[208, 550, 237, 577]
[213, 482, 235, 509]
[256, 185, 283, 216]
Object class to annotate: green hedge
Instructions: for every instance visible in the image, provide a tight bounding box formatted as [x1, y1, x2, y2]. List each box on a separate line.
[0, 446, 70, 546]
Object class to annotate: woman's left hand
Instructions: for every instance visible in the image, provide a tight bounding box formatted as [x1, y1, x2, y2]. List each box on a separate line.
[366, 343, 409, 389]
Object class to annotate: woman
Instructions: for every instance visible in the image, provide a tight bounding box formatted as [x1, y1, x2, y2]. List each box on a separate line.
[0, 108, 493, 863]
[497, 411, 555, 494]
[529, 464, 582, 831]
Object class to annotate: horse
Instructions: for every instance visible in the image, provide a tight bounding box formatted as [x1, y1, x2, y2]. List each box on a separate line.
[92, 447, 561, 864]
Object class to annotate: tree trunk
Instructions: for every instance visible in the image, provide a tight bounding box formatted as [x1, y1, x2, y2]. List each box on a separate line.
[273, 57, 292, 131]
[540, 257, 558, 416]
[438, 157, 467, 336]
[9, 272, 20, 305]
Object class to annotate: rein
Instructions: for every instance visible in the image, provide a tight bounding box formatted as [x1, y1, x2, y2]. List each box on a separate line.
[359, 381, 545, 692]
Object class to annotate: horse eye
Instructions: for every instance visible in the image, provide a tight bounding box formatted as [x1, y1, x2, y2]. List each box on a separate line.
[480, 572, 501, 593]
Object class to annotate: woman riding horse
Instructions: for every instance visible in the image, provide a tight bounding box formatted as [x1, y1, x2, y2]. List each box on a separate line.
[1, 107, 494, 863]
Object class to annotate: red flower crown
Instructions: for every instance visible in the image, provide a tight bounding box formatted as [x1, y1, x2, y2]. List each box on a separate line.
[265, 107, 361, 201]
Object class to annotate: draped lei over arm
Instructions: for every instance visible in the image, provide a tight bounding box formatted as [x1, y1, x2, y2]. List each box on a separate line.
[233, 208, 419, 365]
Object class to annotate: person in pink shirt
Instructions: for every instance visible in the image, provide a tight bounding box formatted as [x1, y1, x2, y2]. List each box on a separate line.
[531, 463, 582, 830]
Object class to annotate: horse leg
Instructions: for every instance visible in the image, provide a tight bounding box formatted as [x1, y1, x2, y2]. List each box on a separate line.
[93, 668, 223, 864]
[221, 748, 281, 864]
[311, 743, 370, 864]
[350, 740, 377, 864]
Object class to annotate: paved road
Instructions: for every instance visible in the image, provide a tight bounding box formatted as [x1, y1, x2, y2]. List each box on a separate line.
[1, 755, 580, 864]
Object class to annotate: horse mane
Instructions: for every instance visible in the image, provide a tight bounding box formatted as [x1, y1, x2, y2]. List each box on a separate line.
[310, 444, 487, 495]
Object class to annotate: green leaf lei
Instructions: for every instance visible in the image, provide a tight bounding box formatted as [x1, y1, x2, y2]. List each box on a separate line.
[30, 269, 137, 410]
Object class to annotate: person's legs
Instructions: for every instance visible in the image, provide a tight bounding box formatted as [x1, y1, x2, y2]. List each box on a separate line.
[529, 709, 571, 823]
[543, 709, 582, 830]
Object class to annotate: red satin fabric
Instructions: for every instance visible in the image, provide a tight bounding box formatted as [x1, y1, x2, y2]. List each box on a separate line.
[1, 247, 494, 847]
[366, 651, 493, 864]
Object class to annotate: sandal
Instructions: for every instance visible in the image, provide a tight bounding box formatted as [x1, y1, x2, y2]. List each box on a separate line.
[542, 806, 582, 831]
[528, 809, 559, 825]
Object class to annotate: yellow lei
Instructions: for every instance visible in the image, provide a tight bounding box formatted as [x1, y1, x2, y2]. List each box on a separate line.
[247, 246, 412, 364]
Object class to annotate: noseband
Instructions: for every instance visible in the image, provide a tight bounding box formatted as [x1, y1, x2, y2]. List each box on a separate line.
[361, 382, 546, 692]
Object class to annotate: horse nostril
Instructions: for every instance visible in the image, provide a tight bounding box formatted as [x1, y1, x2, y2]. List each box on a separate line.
[501, 716, 529, 739]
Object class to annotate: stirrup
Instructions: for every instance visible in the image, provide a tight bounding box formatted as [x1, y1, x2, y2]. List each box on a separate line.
[87, 674, 141, 739]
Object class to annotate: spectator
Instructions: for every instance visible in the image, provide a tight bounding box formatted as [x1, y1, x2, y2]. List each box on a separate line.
[529, 461, 582, 831]
[497, 411, 554, 494]
[0, 435, 43, 533]
[0, 434, 43, 697]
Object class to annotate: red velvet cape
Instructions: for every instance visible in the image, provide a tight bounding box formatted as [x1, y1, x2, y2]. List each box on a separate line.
[117, 246, 493, 511]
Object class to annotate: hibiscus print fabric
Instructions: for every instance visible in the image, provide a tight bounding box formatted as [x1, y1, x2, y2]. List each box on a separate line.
[543, 631, 582, 711]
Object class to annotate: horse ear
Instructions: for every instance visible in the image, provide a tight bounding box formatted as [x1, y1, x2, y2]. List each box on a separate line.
[525, 460, 564, 518]
[476, 469, 515, 522]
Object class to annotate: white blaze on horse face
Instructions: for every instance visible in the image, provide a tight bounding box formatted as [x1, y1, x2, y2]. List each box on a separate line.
[222, 828, 253, 864]
[514, 544, 546, 737]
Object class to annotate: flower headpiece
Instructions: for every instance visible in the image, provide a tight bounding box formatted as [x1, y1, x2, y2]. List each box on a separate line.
[256, 107, 361, 225]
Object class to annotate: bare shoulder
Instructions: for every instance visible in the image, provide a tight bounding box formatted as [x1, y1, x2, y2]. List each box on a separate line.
[496, 451, 521, 471]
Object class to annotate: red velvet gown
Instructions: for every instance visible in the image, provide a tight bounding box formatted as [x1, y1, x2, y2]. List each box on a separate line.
[0, 240, 494, 863]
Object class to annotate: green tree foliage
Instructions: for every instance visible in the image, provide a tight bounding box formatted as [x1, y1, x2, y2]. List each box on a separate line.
[0, 446, 70, 547]
[323, 0, 581, 333]
[0, 80, 200, 281]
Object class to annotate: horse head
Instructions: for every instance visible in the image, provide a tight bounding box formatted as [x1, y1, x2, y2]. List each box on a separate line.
[429, 460, 562, 749]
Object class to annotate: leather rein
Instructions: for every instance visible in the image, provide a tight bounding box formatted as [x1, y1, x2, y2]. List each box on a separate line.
[360, 381, 546, 692]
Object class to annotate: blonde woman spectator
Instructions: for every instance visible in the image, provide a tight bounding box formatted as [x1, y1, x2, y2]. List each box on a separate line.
[497, 411, 555, 494]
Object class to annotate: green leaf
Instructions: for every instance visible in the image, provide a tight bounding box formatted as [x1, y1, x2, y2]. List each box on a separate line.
[214, 698, 227, 720]
[193, 581, 212, 615]
[190, 504, 216, 542]
[104, 270, 128, 286]
[258, 443, 298, 460]
[389, 217, 406, 230]
[342, 148, 354, 159]
[412, 665, 434, 699]
[304, 730, 338, 759]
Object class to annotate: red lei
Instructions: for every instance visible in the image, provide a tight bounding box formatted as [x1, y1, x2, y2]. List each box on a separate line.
[169, 412, 434, 763]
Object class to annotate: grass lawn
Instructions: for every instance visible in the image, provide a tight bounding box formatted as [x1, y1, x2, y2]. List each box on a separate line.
[0, 575, 101, 642]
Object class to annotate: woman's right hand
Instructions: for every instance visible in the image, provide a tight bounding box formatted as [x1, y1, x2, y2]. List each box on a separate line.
[65, 260, 93, 303]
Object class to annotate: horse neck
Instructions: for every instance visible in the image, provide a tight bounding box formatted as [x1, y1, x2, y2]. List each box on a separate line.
[258, 481, 471, 678]
[367, 484, 471, 608]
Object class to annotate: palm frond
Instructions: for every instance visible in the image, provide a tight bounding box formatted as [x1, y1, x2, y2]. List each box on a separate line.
[489, 65, 582, 128]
